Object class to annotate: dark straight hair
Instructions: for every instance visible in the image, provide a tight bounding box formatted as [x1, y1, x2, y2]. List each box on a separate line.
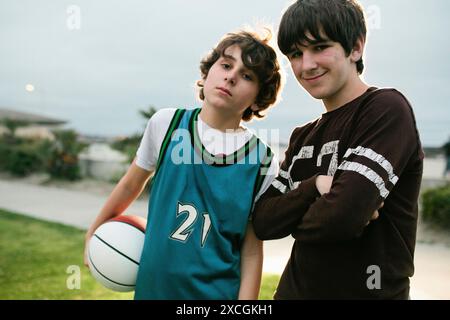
[278, 0, 367, 74]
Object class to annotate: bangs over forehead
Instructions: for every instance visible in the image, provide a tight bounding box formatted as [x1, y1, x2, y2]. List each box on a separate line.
[216, 35, 276, 84]
[278, 0, 367, 56]
[278, 4, 328, 54]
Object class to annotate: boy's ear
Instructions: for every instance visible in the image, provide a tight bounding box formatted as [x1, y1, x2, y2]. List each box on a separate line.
[350, 36, 365, 63]
[250, 103, 260, 112]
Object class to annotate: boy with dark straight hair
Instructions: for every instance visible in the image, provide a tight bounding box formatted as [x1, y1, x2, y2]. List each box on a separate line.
[253, 0, 423, 299]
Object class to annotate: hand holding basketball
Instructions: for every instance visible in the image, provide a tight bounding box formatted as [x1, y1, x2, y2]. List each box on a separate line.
[85, 214, 147, 292]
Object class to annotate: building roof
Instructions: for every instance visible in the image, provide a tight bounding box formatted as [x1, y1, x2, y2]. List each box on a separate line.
[0, 108, 67, 125]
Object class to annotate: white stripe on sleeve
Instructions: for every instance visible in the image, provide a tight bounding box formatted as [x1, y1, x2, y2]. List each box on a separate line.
[338, 161, 390, 198]
[343, 146, 399, 185]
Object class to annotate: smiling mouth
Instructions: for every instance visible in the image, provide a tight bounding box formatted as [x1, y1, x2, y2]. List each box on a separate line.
[303, 72, 327, 81]
[217, 87, 232, 97]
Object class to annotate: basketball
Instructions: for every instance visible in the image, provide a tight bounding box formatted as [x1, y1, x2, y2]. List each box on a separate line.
[87, 214, 147, 292]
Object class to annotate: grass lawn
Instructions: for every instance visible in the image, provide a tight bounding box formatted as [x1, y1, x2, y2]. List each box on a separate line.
[0, 209, 279, 300]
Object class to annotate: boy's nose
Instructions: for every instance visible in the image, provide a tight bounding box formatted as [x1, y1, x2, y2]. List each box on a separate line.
[300, 51, 318, 72]
[224, 76, 235, 85]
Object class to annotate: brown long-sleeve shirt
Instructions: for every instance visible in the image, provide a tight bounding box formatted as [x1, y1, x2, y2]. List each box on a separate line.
[253, 87, 424, 299]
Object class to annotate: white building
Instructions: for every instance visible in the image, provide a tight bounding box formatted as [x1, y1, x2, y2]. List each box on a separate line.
[79, 143, 129, 181]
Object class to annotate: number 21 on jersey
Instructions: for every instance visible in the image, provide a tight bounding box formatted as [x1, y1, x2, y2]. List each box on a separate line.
[170, 202, 212, 247]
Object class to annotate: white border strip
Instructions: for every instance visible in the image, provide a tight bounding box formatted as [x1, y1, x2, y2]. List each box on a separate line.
[344, 146, 399, 185]
[272, 179, 288, 194]
[338, 161, 389, 198]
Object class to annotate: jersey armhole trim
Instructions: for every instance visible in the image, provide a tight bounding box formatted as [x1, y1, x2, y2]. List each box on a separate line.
[251, 145, 274, 204]
[154, 108, 186, 175]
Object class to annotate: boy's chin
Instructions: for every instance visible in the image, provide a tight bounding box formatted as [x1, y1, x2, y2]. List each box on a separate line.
[301, 87, 323, 100]
[302, 87, 332, 101]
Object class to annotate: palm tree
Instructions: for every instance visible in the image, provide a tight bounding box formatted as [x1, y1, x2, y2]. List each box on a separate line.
[111, 105, 159, 162]
[139, 105, 157, 121]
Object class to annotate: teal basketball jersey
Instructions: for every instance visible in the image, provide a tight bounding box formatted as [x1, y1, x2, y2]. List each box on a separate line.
[134, 108, 272, 300]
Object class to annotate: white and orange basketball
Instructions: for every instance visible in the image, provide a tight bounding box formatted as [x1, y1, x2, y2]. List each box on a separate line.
[88, 215, 146, 292]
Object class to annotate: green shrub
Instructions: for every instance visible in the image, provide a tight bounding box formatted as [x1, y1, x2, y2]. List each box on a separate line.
[0, 130, 87, 180]
[46, 130, 87, 181]
[0, 140, 10, 170]
[422, 184, 450, 228]
[7, 144, 43, 176]
[0, 138, 52, 176]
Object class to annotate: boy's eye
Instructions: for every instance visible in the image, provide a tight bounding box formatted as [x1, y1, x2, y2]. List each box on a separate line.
[242, 73, 253, 81]
[289, 51, 302, 60]
[222, 63, 231, 69]
[315, 45, 329, 52]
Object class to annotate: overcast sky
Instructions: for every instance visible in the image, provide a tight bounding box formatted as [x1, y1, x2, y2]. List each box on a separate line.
[1, 0, 449, 147]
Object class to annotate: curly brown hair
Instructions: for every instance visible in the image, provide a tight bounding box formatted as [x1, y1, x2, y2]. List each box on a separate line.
[196, 29, 282, 122]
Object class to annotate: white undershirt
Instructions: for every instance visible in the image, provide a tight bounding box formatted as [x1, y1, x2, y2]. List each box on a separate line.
[136, 108, 279, 202]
